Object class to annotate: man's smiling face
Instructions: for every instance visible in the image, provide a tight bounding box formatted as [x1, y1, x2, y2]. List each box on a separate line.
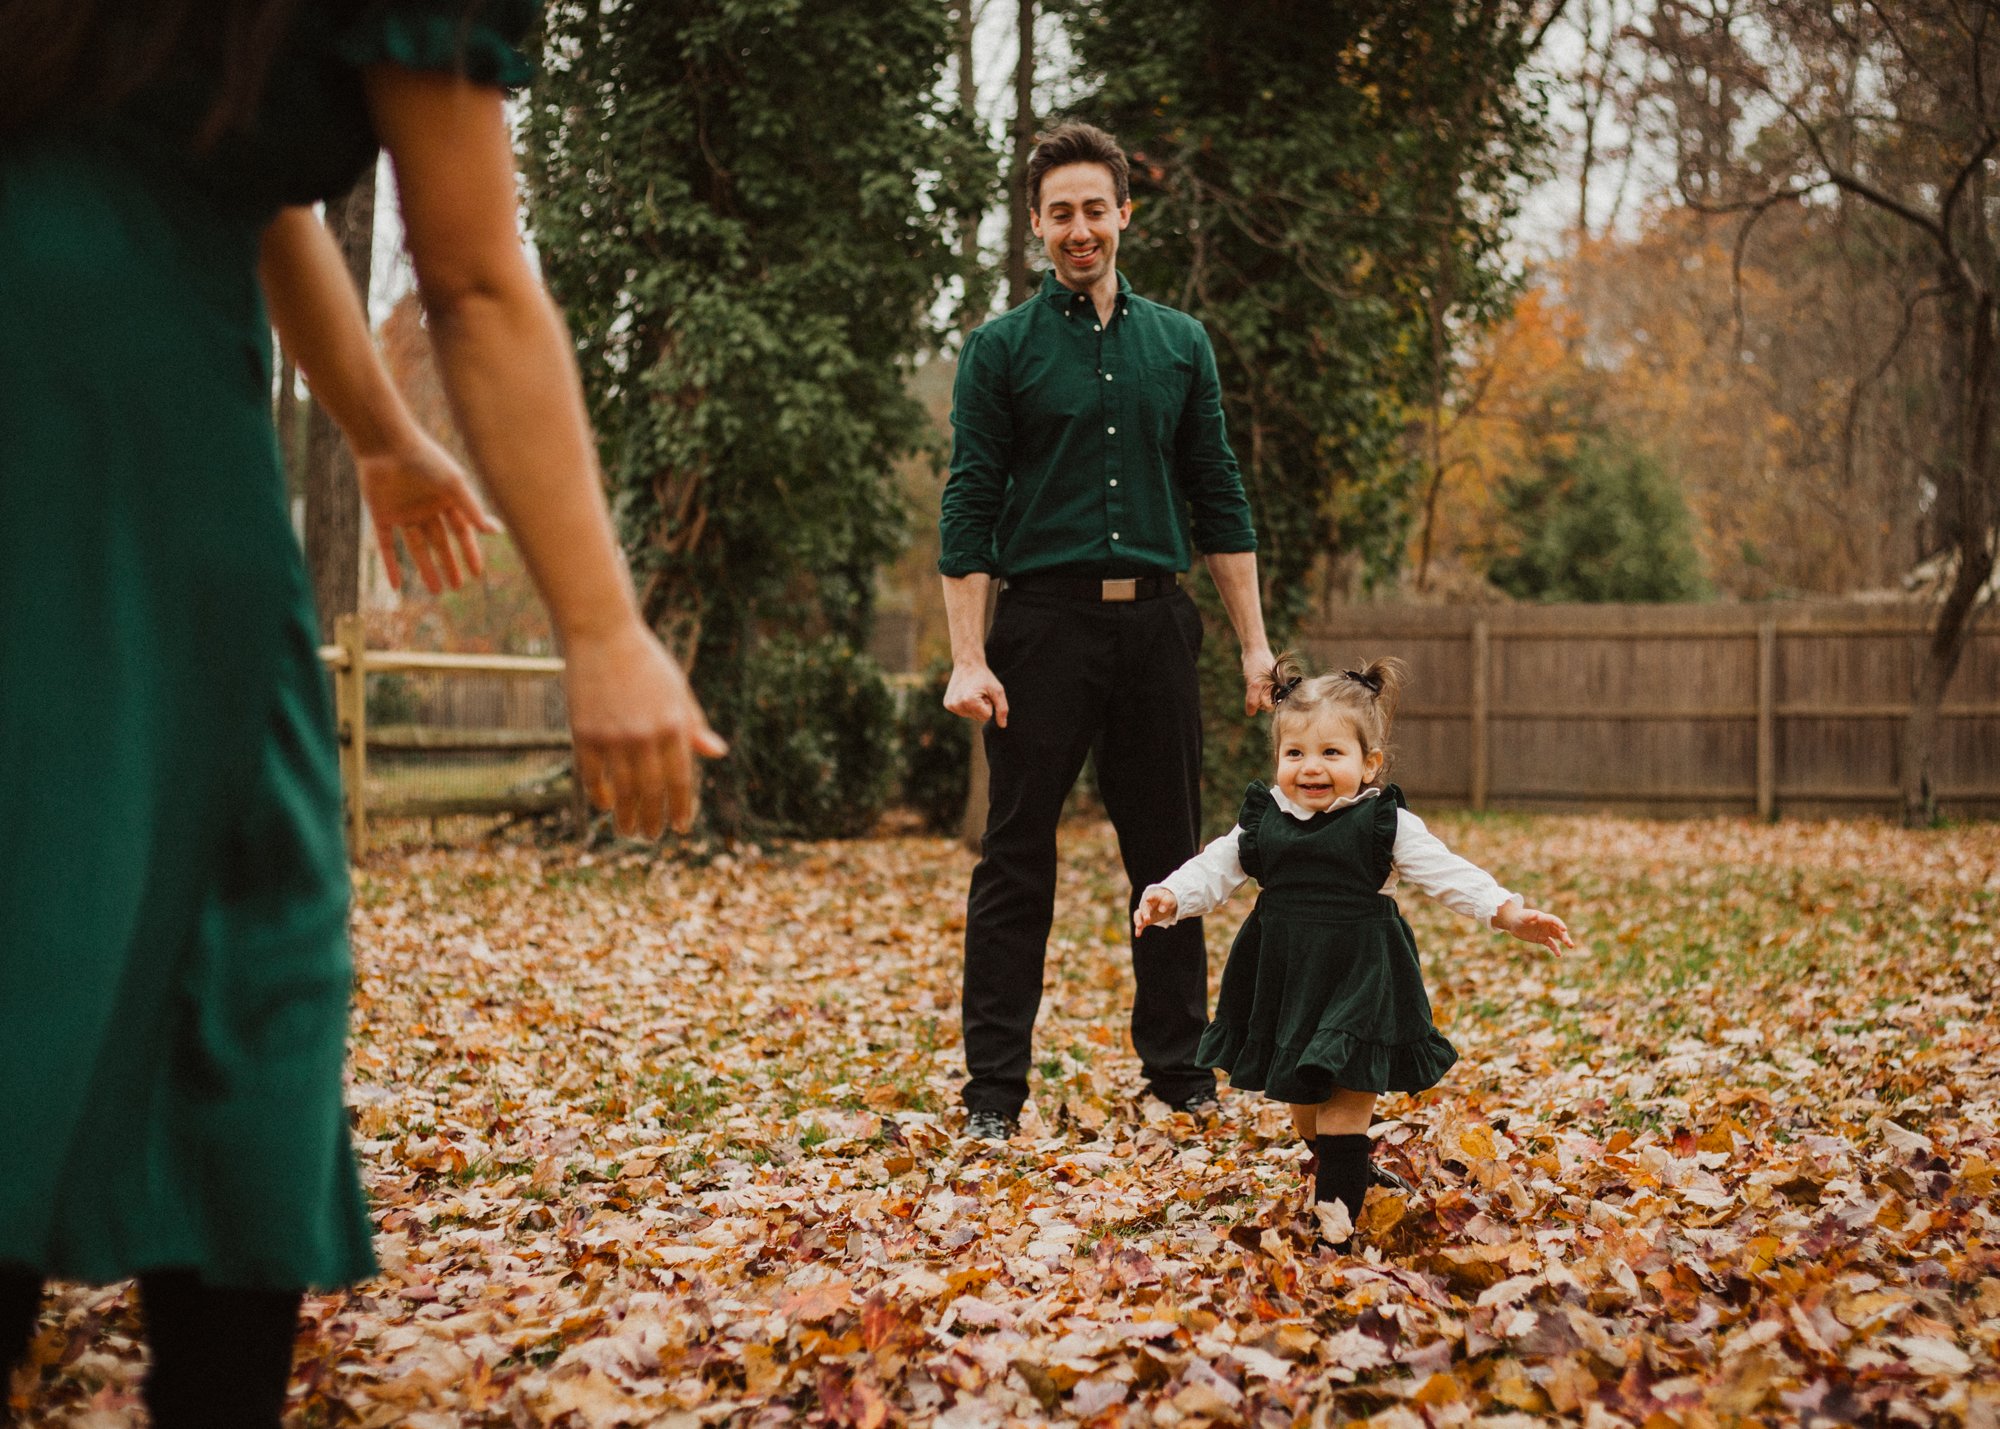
[1031, 161, 1131, 291]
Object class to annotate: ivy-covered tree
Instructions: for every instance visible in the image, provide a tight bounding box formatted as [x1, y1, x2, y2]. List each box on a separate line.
[1063, 0, 1557, 822]
[1066, 0, 1557, 611]
[522, 1, 991, 826]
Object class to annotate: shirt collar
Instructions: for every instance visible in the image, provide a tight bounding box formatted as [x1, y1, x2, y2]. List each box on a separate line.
[1041, 269, 1134, 315]
[1270, 784, 1382, 819]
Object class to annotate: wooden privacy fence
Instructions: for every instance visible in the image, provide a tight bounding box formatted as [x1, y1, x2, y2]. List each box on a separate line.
[321, 615, 572, 857]
[1297, 601, 2000, 818]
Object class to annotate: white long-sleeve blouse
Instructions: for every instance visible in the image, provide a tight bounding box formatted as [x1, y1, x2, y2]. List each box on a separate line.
[1148, 785, 1517, 927]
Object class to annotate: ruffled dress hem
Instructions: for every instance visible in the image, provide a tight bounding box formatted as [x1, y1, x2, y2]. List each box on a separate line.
[1197, 1019, 1458, 1101]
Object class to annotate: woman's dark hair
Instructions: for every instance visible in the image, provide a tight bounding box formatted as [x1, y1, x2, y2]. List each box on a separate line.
[0, 0, 301, 145]
[1026, 121, 1130, 212]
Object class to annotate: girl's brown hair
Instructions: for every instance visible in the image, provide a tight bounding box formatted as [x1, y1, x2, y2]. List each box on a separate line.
[1266, 652, 1409, 786]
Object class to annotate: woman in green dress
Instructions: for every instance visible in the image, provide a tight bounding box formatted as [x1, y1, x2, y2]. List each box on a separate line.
[0, 3, 721, 1422]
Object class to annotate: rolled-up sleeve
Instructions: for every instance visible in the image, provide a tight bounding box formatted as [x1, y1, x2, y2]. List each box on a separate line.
[938, 328, 1011, 577]
[1175, 325, 1256, 555]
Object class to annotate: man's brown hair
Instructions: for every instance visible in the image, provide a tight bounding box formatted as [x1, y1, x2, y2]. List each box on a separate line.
[1027, 122, 1130, 212]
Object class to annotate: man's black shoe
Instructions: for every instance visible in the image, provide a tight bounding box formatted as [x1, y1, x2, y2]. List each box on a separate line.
[1370, 1163, 1414, 1194]
[1168, 1086, 1221, 1117]
[965, 1110, 1019, 1142]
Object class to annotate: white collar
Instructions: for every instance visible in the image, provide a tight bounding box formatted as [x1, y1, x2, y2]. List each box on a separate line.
[1270, 784, 1382, 819]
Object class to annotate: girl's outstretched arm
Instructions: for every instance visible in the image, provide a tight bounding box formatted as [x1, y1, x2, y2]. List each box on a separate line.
[363, 66, 723, 838]
[1132, 886, 1180, 934]
[1491, 898, 1573, 956]
[1390, 809, 1571, 954]
[1135, 824, 1250, 934]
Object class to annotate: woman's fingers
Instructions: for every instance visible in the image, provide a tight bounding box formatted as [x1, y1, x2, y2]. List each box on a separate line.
[373, 519, 405, 592]
[447, 506, 487, 579]
[407, 522, 445, 594]
[427, 512, 463, 588]
[575, 739, 616, 813]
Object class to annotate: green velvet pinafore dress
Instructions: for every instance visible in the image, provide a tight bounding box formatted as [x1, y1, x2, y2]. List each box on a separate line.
[1196, 783, 1459, 1105]
[0, 2, 533, 1291]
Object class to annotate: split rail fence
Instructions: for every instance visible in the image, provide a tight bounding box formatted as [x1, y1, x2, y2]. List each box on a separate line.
[320, 615, 572, 857]
[1297, 601, 2000, 818]
[320, 601, 2000, 857]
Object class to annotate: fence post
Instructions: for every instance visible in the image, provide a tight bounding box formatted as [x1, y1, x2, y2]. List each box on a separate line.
[335, 613, 368, 860]
[1470, 617, 1490, 811]
[1756, 617, 1776, 820]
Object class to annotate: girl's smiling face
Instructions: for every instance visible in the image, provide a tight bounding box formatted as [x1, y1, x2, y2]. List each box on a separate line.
[1274, 707, 1383, 811]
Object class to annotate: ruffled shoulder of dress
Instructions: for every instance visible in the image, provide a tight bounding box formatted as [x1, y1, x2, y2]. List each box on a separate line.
[1370, 781, 1407, 835]
[336, 1, 539, 88]
[1236, 781, 1271, 875]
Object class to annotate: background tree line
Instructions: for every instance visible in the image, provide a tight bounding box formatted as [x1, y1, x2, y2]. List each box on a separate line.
[513, 0, 1562, 836]
[283, 0, 1995, 832]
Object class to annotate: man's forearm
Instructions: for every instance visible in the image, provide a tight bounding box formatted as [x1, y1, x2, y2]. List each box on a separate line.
[941, 573, 996, 667]
[1204, 551, 1271, 654]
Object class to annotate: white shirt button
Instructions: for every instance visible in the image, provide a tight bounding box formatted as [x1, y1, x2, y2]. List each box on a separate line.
[1107, 426, 1116, 435]
[1094, 324, 1102, 332]
[1109, 479, 1118, 487]
[1104, 373, 1114, 381]
[1112, 532, 1121, 540]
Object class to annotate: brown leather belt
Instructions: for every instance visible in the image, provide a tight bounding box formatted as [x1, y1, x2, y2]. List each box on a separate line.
[1003, 572, 1179, 603]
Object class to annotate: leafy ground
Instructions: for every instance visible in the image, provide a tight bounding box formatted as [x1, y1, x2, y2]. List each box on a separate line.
[12, 814, 2000, 1427]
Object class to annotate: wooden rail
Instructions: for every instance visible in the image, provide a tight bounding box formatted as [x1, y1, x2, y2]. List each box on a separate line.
[320, 617, 570, 857]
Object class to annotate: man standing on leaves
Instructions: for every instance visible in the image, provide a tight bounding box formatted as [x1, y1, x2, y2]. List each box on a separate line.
[939, 122, 1274, 1140]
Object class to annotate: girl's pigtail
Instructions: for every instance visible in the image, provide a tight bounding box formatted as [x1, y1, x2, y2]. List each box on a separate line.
[1343, 656, 1408, 722]
[1268, 650, 1307, 706]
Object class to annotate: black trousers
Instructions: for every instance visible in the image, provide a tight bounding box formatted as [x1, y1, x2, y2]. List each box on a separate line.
[961, 585, 1214, 1116]
[0, 1265, 300, 1428]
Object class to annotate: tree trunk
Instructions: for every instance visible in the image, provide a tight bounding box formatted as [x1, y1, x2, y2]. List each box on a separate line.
[956, 0, 995, 850]
[1004, 0, 1035, 307]
[303, 167, 378, 642]
[1900, 276, 1998, 826]
[275, 351, 303, 499]
[955, 0, 985, 337]
[961, 0, 1032, 849]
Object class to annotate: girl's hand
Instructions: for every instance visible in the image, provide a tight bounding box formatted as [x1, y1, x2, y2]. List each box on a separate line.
[563, 620, 727, 838]
[1133, 886, 1180, 935]
[357, 430, 501, 594]
[1493, 899, 1573, 957]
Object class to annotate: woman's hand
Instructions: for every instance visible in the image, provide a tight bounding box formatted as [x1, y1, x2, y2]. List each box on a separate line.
[356, 430, 500, 593]
[1133, 885, 1181, 935]
[562, 620, 727, 838]
[1492, 899, 1573, 956]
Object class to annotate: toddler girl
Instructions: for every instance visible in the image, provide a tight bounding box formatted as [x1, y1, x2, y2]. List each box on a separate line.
[1134, 656, 1570, 1246]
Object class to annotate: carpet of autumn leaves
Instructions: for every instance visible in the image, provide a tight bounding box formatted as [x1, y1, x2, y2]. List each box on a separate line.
[11, 812, 2000, 1428]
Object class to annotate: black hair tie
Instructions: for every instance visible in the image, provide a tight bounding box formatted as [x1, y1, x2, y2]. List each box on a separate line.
[1271, 675, 1303, 705]
[1343, 668, 1383, 694]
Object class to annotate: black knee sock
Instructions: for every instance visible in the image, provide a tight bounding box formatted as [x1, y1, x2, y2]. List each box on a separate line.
[1313, 1133, 1371, 1235]
[0, 1266, 41, 1379]
[139, 1271, 302, 1429]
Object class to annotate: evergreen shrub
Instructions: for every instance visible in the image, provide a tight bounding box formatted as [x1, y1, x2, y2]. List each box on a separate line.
[733, 636, 898, 839]
[898, 663, 970, 834]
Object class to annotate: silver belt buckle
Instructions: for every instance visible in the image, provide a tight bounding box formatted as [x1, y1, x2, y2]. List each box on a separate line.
[1101, 578, 1138, 602]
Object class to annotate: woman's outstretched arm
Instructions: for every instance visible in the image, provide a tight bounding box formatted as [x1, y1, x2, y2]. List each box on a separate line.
[259, 205, 497, 594]
[362, 66, 724, 837]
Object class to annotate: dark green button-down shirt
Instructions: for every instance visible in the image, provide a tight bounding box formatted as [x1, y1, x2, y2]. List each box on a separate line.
[938, 270, 1257, 579]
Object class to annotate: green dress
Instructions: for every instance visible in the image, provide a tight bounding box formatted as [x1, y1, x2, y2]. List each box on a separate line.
[1196, 783, 1459, 1105]
[0, 2, 533, 1291]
